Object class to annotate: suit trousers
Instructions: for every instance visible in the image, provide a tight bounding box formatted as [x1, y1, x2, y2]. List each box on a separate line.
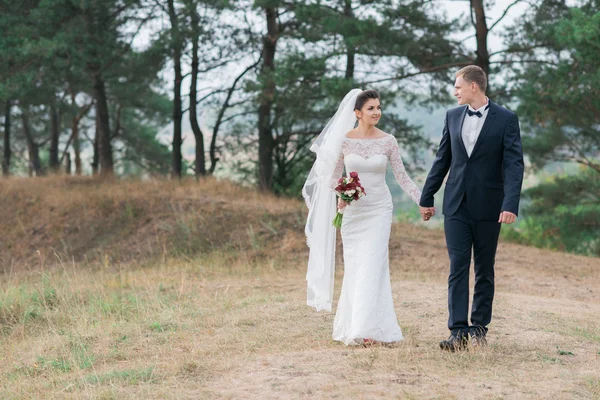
[444, 194, 502, 337]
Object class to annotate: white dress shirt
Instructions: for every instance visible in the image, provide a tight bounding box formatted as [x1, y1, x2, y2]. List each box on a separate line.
[461, 98, 490, 157]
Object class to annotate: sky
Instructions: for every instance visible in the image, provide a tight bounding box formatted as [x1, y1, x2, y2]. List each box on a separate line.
[131, 0, 532, 174]
[134, 0, 532, 99]
[440, 0, 530, 53]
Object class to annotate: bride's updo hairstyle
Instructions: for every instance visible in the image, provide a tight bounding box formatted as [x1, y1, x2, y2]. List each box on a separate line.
[354, 89, 380, 110]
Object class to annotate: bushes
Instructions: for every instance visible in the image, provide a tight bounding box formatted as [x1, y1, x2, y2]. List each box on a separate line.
[502, 168, 600, 257]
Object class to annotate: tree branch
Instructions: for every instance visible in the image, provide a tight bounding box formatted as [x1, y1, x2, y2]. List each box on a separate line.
[489, 43, 551, 57]
[59, 102, 94, 164]
[362, 61, 474, 85]
[219, 110, 255, 125]
[212, 57, 262, 135]
[489, 0, 525, 32]
[181, 89, 229, 114]
[489, 59, 559, 66]
[152, 0, 170, 16]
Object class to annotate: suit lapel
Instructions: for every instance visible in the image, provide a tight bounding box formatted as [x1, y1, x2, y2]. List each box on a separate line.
[470, 101, 497, 157]
[454, 106, 468, 157]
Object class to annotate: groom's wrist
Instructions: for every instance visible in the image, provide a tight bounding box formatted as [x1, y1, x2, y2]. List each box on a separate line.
[419, 199, 434, 207]
[500, 202, 519, 216]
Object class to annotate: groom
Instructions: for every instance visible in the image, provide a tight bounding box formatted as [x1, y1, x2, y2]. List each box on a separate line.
[419, 65, 524, 351]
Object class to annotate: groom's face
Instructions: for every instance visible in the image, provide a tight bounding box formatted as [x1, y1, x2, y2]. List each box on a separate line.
[454, 76, 474, 105]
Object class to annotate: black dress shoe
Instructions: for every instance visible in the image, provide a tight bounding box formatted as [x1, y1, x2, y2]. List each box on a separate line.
[470, 334, 488, 348]
[439, 334, 468, 351]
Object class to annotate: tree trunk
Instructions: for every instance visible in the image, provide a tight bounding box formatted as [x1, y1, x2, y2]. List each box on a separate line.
[471, 0, 490, 82]
[69, 93, 92, 176]
[65, 152, 72, 175]
[168, 0, 183, 178]
[274, 134, 288, 189]
[92, 73, 114, 176]
[345, 45, 355, 80]
[21, 110, 42, 177]
[2, 100, 10, 177]
[72, 115, 81, 175]
[92, 111, 99, 175]
[189, 4, 206, 177]
[114, 104, 122, 139]
[49, 103, 60, 173]
[208, 130, 219, 174]
[257, 6, 278, 191]
[343, 0, 355, 80]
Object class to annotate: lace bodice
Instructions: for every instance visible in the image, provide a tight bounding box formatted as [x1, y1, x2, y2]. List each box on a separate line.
[330, 135, 422, 204]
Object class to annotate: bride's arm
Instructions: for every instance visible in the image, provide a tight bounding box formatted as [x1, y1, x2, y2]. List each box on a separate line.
[388, 137, 422, 205]
[330, 151, 345, 190]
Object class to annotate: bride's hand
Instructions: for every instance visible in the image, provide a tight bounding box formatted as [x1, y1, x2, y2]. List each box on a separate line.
[338, 198, 348, 210]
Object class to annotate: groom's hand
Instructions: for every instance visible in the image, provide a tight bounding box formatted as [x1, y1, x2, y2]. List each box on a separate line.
[498, 211, 517, 224]
[420, 206, 435, 221]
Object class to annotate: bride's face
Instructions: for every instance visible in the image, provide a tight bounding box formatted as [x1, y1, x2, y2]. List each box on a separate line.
[356, 99, 381, 126]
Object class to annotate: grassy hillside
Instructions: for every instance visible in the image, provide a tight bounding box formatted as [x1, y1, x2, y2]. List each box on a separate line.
[0, 177, 304, 273]
[0, 177, 599, 399]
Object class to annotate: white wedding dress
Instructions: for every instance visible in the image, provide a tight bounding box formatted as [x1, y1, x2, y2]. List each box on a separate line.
[330, 134, 422, 345]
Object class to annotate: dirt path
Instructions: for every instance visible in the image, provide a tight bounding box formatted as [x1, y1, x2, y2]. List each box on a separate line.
[195, 273, 600, 399]
[189, 229, 600, 399]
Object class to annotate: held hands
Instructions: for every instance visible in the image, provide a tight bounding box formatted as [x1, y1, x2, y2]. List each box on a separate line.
[498, 211, 517, 224]
[419, 206, 436, 222]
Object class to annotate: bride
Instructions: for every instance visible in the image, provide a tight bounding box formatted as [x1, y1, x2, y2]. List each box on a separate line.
[303, 89, 426, 346]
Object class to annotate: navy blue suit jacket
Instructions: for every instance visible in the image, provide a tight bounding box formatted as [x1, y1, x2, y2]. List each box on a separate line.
[419, 101, 524, 221]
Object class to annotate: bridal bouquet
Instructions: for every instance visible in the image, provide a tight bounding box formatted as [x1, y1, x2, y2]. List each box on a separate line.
[332, 171, 366, 228]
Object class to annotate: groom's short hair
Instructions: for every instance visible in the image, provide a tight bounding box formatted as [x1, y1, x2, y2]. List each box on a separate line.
[456, 65, 487, 93]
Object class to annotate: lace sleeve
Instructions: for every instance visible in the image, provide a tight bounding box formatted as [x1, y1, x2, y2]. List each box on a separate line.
[330, 150, 345, 190]
[388, 137, 422, 204]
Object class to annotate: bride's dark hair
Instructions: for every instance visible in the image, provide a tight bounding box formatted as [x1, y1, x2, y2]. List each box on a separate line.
[354, 89, 380, 110]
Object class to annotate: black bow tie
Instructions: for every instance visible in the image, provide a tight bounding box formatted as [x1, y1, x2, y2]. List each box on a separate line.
[467, 104, 489, 118]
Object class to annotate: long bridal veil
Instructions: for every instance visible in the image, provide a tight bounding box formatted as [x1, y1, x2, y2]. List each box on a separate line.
[302, 89, 362, 312]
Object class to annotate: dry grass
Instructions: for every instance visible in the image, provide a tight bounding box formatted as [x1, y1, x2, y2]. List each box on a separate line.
[0, 176, 303, 274]
[0, 177, 599, 399]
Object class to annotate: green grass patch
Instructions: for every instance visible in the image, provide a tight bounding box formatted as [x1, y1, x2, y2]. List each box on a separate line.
[70, 341, 96, 369]
[572, 327, 600, 343]
[84, 366, 157, 385]
[88, 292, 139, 318]
[36, 356, 72, 373]
[0, 274, 59, 329]
[536, 353, 563, 365]
[149, 322, 177, 333]
[557, 348, 575, 356]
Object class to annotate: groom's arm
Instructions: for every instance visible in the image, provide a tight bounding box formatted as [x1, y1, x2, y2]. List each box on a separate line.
[501, 113, 524, 216]
[419, 112, 452, 208]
